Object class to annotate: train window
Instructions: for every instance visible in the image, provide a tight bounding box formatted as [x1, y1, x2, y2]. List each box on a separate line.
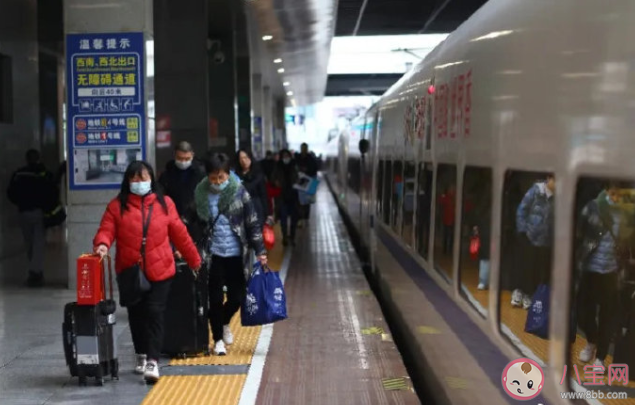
[566, 177, 635, 390]
[499, 170, 555, 361]
[392, 160, 404, 233]
[416, 163, 433, 261]
[459, 167, 492, 317]
[402, 162, 416, 247]
[0, 53, 13, 123]
[382, 160, 393, 225]
[376, 160, 384, 217]
[434, 164, 457, 280]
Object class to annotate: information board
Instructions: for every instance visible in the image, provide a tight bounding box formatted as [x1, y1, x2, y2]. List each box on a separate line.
[66, 32, 146, 190]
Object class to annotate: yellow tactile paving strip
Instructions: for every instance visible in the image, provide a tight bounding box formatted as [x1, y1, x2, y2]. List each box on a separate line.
[146, 225, 286, 405]
[169, 315, 262, 366]
[141, 375, 247, 405]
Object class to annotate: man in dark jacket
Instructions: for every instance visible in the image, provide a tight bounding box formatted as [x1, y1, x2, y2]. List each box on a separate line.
[159, 142, 206, 239]
[295, 143, 318, 224]
[7, 149, 57, 287]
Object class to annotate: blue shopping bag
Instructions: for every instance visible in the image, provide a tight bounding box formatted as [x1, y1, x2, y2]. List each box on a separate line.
[241, 263, 288, 327]
[524, 284, 550, 339]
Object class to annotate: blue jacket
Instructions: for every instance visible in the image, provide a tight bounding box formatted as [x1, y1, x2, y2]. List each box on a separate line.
[516, 182, 554, 247]
[208, 193, 242, 257]
[578, 191, 624, 274]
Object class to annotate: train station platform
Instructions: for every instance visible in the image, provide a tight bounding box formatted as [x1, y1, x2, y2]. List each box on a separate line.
[0, 184, 419, 405]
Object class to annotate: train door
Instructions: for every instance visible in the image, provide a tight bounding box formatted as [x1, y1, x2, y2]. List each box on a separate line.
[365, 112, 380, 268]
[359, 115, 374, 248]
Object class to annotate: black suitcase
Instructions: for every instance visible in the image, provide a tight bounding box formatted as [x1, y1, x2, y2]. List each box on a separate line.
[62, 257, 118, 386]
[162, 260, 210, 358]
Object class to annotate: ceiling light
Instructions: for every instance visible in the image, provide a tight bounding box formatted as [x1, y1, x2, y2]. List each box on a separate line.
[274, 58, 282, 64]
[277, 68, 285, 73]
[262, 35, 273, 41]
[283, 82, 290, 86]
[287, 91, 293, 96]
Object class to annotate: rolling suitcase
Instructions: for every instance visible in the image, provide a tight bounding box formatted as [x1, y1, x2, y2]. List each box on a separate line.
[62, 255, 118, 386]
[162, 260, 210, 358]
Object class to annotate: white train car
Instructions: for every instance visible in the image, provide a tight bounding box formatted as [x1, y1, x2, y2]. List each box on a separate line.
[326, 1, 635, 404]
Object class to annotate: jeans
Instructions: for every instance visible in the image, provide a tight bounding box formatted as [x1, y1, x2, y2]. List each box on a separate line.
[19, 210, 45, 275]
[279, 201, 298, 240]
[208, 255, 246, 342]
[127, 277, 173, 361]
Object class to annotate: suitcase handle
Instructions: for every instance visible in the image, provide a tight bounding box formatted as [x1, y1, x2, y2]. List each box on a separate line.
[100, 255, 114, 302]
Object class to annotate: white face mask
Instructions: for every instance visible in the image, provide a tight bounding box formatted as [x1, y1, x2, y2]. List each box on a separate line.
[175, 160, 193, 170]
[130, 181, 152, 196]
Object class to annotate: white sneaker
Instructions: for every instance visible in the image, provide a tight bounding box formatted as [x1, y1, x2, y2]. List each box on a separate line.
[143, 360, 160, 383]
[511, 289, 523, 307]
[522, 296, 532, 310]
[223, 325, 234, 345]
[579, 343, 596, 363]
[593, 358, 605, 373]
[477, 283, 487, 290]
[134, 354, 147, 375]
[214, 340, 227, 356]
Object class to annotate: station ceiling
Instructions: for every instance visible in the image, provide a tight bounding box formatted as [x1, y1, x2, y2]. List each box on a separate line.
[324, 0, 487, 97]
[335, 0, 488, 36]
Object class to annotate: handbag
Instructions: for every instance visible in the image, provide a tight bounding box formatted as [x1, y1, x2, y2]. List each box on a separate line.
[241, 262, 287, 326]
[263, 223, 275, 251]
[116, 204, 153, 307]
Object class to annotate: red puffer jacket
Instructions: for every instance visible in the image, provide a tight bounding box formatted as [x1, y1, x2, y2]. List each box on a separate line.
[93, 193, 201, 281]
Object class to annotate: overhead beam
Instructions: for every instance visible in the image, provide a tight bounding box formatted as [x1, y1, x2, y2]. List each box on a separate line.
[326, 73, 402, 96]
[352, 0, 370, 36]
[418, 0, 453, 34]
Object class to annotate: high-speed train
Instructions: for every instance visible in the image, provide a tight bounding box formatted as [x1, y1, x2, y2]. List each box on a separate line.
[325, 1, 635, 404]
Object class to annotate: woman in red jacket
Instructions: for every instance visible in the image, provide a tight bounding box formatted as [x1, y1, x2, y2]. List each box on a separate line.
[93, 161, 201, 384]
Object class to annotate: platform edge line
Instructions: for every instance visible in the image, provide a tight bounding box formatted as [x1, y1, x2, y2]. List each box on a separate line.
[238, 248, 293, 405]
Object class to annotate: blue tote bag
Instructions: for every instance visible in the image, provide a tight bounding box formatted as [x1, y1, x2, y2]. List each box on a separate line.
[241, 263, 288, 327]
[524, 284, 550, 339]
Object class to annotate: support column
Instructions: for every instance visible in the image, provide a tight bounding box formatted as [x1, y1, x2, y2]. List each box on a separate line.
[64, 0, 153, 289]
[154, 0, 208, 170]
[263, 85, 273, 152]
[274, 98, 286, 150]
[208, 0, 238, 157]
[251, 73, 264, 159]
[235, 6, 251, 154]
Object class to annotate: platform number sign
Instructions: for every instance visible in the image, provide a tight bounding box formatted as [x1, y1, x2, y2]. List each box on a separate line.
[66, 32, 146, 190]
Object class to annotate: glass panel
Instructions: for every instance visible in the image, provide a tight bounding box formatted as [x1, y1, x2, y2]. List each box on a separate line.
[376, 160, 384, 217]
[382, 161, 393, 225]
[416, 163, 433, 260]
[402, 162, 417, 247]
[499, 171, 555, 362]
[459, 167, 493, 316]
[567, 178, 635, 390]
[392, 160, 404, 233]
[434, 164, 457, 280]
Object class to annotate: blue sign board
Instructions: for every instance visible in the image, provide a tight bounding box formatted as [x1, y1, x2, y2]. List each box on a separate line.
[66, 32, 145, 190]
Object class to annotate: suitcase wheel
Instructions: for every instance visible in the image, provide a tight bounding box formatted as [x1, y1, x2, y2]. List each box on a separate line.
[203, 349, 211, 356]
[95, 377, 104, 386]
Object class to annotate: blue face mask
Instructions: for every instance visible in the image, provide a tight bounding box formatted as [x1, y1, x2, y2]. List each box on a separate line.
[130, 181, 152, 196]
[210, 180, 229, 193]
